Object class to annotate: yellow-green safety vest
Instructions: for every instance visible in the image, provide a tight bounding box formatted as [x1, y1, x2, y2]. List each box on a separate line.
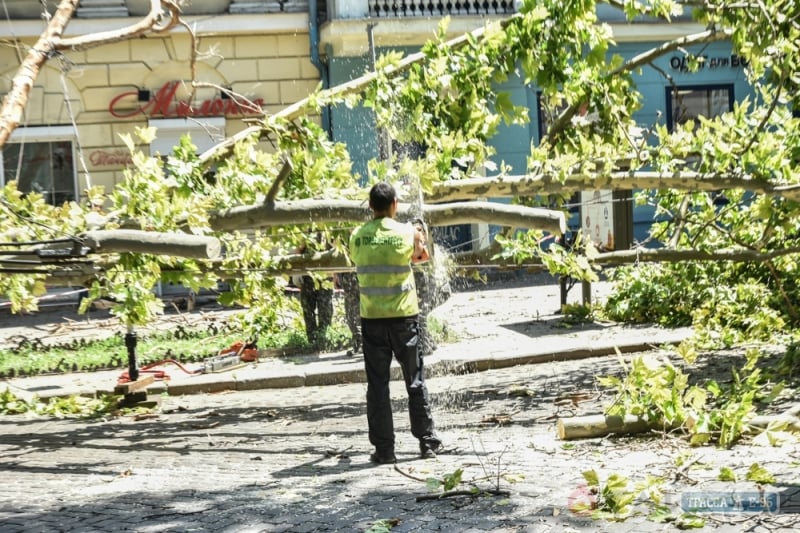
[349, 217, 419, 319]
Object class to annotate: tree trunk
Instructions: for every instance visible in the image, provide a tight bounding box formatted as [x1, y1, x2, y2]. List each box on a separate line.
[0, 0, 79, 147]
[0, 0, 178, 148]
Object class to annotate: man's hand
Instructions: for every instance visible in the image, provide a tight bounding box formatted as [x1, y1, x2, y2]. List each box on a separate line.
[412, 219, 430, 264]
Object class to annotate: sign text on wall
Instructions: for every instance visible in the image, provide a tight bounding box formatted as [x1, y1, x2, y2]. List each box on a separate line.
[109, 81, 264, 119]
[89, 149, 133, 167]
[669, 55, 748, 72]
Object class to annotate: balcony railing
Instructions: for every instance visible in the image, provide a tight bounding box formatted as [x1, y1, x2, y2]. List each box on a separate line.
[368, 0, 516, 17]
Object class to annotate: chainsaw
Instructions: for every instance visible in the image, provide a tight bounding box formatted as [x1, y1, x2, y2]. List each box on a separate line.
[201, 341, 259, 373]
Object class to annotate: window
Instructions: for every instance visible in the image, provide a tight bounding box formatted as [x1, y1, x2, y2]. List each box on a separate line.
[1, 127, 77, 206]
[666, 85, 734, 205]
[148, 117, 227, 157]
[666, 85, 733, 131]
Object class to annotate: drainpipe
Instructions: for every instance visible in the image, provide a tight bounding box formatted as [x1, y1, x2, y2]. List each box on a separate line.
[308, 0, 331, 137]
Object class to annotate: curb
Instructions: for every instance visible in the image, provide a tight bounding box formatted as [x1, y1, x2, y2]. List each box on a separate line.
[75, 334, 689, 399]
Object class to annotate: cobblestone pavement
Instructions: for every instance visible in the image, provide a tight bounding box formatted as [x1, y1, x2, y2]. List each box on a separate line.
[2, 350, 799, 533]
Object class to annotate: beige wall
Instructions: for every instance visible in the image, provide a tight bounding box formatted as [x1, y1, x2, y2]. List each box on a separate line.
[0, 27, 320, 203]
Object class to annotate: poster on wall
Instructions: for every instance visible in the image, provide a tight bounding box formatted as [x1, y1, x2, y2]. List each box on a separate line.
[581, 190, 614, 251]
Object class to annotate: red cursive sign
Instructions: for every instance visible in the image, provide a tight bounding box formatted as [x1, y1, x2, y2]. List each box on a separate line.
[89, 149, 134, 167]
[109, 81, 264, 119]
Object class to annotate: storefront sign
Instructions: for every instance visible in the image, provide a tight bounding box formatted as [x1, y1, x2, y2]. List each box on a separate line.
[89, 149, 133, 167]
[669, 55, 748, 72]
[109, 81, 264, 119]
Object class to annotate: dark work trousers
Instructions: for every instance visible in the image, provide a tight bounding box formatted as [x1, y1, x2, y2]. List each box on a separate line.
[361, 316, 435, 453]
[339, 272, 362, 351]
[299, 275, 333, 344]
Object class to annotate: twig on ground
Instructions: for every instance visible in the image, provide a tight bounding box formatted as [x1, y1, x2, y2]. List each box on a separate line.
[415, 488, 510, 502]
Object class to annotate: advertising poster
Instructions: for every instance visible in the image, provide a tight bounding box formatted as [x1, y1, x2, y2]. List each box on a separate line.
[581, 190, 614, 250]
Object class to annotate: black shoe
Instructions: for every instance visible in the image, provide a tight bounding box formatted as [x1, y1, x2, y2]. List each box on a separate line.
[370, 450, 397, 464]
[419, 436, 442, 458]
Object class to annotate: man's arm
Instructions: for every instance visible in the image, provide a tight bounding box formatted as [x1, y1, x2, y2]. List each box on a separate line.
[412, 221, 430, 264]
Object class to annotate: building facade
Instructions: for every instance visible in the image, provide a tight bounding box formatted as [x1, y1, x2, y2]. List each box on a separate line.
[0, 0, 322, 206]
[0, 1, 756, 248]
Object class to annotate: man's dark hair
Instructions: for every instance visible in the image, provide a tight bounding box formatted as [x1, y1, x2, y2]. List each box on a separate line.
[369, 182, 396, 212]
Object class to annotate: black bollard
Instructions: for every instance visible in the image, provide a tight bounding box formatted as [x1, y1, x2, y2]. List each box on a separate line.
[125, 328, 139, 382]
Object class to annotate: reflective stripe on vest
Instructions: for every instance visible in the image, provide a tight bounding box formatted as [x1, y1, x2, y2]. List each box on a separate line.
[357, 265, 410, 275]
[359, 281, 414, 297]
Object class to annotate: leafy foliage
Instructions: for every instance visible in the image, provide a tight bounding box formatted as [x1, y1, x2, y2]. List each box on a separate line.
[0, 387, 121, 418]
[1, 0, 800, 355]
[599, 347, 774, 447]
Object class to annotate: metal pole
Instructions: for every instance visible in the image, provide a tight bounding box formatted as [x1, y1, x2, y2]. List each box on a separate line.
[125, 325, 139, 382]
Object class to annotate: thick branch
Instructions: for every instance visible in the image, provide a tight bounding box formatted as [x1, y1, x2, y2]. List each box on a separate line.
[81, 230, 221, 259]
[0, 0, 180, 148]
[208, 199, 566, 235]
[559, 404, 800, 440]
[427, 171, 794, 203]
[265, 159, 293, 204]
[0, 0, 79, 147]
[197, 16, 517, 164]
[594, 246, 800, 265]
[57, 0, 180, 50]
[546, 27, 731, 140]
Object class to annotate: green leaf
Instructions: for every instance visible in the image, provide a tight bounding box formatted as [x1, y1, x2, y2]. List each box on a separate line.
[442, 468, 463, 491]
[718, 466, 737, 482]
[425, 478, 442, 491]
[745, 463, 775, 484]
[676, 513, 706, 529]
[648, 504, 675, 523]
[582, 469, 600, 487]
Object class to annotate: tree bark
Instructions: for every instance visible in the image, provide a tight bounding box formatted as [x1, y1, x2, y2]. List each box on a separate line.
[209, 199, 567, 235]
[557, 414, 673, 440]
[427, 172, 798, 203]
[81, 230, 221, 259]
[557, 405, 800, 440]
[0, 0, 179, 148]
[0, 0, 79, 147]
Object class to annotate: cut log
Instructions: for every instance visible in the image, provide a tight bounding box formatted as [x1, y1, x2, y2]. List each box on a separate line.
[557, 404, 800, 440]
[557, 414, 670, 440]
[748, 405, 800, 432]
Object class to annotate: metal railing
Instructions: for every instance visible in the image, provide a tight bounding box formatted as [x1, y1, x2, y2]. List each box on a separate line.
[368, 0, 516, 18]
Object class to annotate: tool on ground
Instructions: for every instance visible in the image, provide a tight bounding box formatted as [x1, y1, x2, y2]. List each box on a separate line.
[201, 340, 259, 373]
[118, 358, 202, 383]
[116, 340, 259, 383]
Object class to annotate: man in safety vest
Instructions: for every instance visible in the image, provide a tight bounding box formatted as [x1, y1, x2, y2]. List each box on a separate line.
[349, 182, 442, 464]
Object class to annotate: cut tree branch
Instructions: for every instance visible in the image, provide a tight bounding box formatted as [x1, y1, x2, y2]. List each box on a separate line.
[558, 404, 800, 440]
[546, 26, 732, 141]
[81, 230, 221, 259]
[0, 0, 180, 148]
[427, 171, 793, 203]
[208, 199, 567, 235]
[197, 14, 522, 165]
